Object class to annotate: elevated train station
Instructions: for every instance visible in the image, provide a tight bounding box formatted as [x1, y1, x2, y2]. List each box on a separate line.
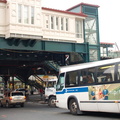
[0, 0, 107, 91]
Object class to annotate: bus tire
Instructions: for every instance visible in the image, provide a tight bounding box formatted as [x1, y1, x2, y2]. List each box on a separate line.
[69, 99, 83, 115]
[48, 96, 56, 107]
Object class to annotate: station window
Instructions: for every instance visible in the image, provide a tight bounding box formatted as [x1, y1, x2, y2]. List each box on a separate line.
[18, 4, 22, 23]
[45, 15, 49, 28]
[85, 17, 97, 45]
[56, 17, 59, 30]
[31, 7, 34, 24]
[66, 18, 69, 31]
[18, 5, 35, 24]
[45, 15, 69, 31]
[24, 6, 29, 24]
[61, 18, 64, 30]
[75, 20, 82, 38]
[51, 16, 54, 29]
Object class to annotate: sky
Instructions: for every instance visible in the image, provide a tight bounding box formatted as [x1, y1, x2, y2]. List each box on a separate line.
[42, 0, 120, 50]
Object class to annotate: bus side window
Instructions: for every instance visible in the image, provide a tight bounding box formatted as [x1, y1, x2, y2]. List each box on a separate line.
[87, 74, 94, 83]
[117, 72, 120, 80]
[87, 67, 96, 84]
[65, 71, 78, 87]
[65, 73, 70, 86]
[97, 64, 115, 83]
[105, 74, 112, 82]
[117, 64, 120, 80]
[80, 70, 88, 84]
[82, 75, 88, 84]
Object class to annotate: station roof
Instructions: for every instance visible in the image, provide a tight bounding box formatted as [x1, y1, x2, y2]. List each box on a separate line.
[66, 2, 100, 11]
[100, 42, 114, 45]
[100, 42, 114, 48]
[42, 7, 87, 17]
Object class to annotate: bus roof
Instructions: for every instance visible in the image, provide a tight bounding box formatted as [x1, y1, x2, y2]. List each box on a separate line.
[59, 58, 120, 73]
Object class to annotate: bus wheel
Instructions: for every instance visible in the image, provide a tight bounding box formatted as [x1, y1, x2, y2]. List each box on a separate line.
[69, 99, 78, 115]
[48, 96, 56, 107]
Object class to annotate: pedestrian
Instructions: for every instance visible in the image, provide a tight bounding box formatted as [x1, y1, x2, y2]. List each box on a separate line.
[39, 88, 43, 100]
[25, 86, 29, 101]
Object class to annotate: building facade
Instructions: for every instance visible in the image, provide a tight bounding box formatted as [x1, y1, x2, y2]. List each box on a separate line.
[0, 0, 100, 62]
[0, 0, 87, 43]
[0, 0, 102, 90]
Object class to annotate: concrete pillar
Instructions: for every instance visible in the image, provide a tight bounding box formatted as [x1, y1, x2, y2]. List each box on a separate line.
[3, 76, 9, 92]
[12, 76, 14, 90]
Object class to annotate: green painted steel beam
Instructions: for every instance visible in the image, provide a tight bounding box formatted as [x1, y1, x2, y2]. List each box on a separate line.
[0, 37, 88, 54]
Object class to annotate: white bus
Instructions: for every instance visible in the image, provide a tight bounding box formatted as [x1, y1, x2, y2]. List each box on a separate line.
[56, 58, 120, 115]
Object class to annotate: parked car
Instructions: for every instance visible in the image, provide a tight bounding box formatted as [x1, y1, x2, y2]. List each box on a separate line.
[14, 88, 30, 95]
[0, 95, 3, 100]
[0, 91, 26, 108]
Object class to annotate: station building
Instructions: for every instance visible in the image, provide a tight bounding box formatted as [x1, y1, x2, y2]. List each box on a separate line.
[0, 0, 100, 62]
[0, 0, 111, 90]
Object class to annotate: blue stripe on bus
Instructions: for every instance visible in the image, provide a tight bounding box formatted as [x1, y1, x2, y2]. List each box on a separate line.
[56, 87, 88, 94]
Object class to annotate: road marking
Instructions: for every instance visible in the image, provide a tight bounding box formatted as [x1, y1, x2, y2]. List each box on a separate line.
[1, 115, 7, 118]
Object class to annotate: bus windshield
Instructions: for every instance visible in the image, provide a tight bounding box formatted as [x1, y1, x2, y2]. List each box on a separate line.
[56, 73, 65, 91]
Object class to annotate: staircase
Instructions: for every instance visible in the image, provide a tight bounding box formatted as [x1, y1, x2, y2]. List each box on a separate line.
[44, 61, 60, 72]
[15, 61, 60, 89]
[16, 75, 45, 89]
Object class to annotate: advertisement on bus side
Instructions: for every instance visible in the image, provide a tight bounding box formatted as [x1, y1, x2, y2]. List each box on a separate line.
[88, 83, 120, 100]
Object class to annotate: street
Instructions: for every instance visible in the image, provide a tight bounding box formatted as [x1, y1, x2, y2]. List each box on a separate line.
[0, 99, 120, 120]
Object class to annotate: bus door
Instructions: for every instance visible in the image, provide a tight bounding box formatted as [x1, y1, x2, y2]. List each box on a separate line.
[56, 73, 67, 109]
